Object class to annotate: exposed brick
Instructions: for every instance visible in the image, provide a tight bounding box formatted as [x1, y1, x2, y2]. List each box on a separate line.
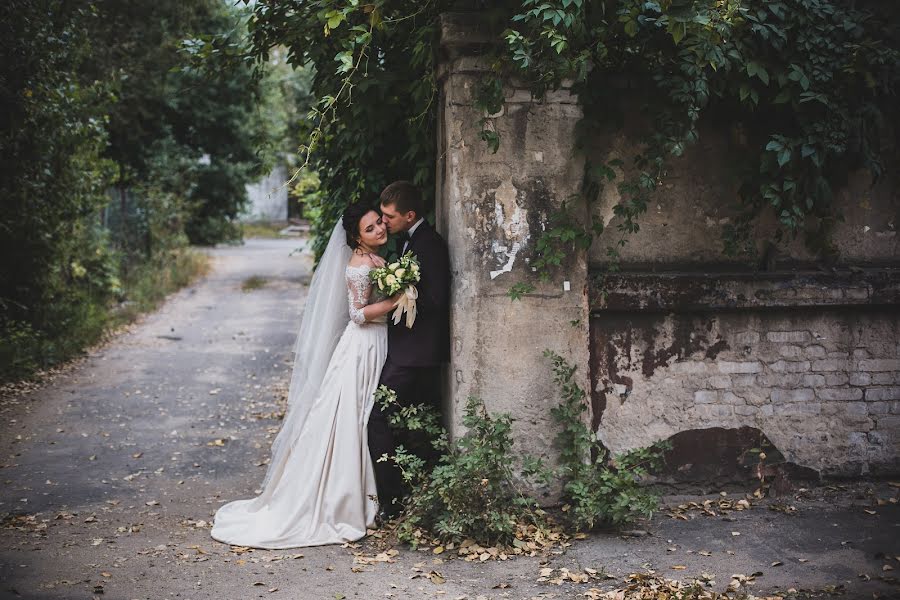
[731, 374, 757, 387]
[843, 402, 869, 417]
[873, 372, 900, 385]
[859, 359, 900, 372]
[802, 374, 826, 387]
[867, 431, 885, 446]
[771, 388, 815, 403]
[865, 387, 900, 401]
[824, 373, 848, 386]
[850, 372, 872, 386]
[847, 432, 869, 447]
[874, 415, 900, 431]
[868, 402, 890, 415]
[707, 376, 732, 389]
[696, 405, 734, 419]
[820, 403, 843, 417]
[734, 331, 760, 344]
[767, 331, 811, 344]
[717, 361, 763, 374]
[770, 360, 811, 373]
[734, 405, 757, 417]
[779, 345, 803, 359]
[890, 401, 900, 414]
[774, 402, 821, 416]
[853, 348, 871, 359]
[812, 359, 846, 372]
[805, 345, 827, 358]
[670, 361, 710, 374]
[817, 387, 863, 401]
[757, 373, 801, 388]
[722, 391, 745, 404]
[694, 390, 719, 404]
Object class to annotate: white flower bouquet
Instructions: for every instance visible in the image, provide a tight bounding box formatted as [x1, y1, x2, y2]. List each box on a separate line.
[370, 252, 421, 328]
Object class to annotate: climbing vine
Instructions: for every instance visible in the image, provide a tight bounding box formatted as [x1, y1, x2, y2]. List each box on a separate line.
[499, 0, 900, 278]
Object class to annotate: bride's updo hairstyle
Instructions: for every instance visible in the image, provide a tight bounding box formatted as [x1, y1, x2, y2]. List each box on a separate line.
[341, 203, 374, 249]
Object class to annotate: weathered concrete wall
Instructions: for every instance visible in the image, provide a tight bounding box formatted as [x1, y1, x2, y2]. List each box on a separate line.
[588, 118, 899, 268]
[437, 13, 900, 485]
[586, 112, 900, 480]
[436, 14, 590, 478]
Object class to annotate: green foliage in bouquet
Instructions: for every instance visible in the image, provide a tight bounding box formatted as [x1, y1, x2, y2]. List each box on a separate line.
[369, 252, 421, 296]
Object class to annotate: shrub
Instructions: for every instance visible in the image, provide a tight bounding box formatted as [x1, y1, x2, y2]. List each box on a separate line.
[375, 387, 548, 548]
[545, 350, 669, 530]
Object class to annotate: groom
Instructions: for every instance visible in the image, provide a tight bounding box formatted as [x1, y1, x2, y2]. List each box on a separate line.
[368, 180, 451, 519]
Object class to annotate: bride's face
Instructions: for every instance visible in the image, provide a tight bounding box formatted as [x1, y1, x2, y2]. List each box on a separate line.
[357, 210, 388, 249]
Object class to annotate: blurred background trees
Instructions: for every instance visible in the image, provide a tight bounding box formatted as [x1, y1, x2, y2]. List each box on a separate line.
[0, 0, 311, 380]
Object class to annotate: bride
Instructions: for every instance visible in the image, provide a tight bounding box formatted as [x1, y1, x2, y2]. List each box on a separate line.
[211, 204, 400, 549]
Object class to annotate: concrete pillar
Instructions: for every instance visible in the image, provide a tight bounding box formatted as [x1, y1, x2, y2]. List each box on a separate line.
[435, 13, 590, 479]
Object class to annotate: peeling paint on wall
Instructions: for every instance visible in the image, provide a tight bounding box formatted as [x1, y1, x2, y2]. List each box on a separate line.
[489, 240, 521, 280]
[486, 179, 530, 279]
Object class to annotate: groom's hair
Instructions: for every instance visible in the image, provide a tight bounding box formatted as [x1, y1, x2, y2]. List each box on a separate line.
[380, 180, 424, 217]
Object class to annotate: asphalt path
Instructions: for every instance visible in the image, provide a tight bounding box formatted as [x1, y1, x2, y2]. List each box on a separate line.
[1, 237, 898, 600]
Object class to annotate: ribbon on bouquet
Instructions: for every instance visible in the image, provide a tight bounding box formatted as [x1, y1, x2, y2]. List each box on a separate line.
[391, 285, 418, 329]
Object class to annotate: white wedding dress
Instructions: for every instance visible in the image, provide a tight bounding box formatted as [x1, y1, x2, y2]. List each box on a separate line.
[210, 257, 386, 549]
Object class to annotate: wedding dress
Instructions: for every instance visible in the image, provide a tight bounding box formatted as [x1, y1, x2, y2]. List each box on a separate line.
[211, 225, 386, 549]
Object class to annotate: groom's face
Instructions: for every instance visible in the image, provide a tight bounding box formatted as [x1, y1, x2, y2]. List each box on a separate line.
[380, 202, 416, 234]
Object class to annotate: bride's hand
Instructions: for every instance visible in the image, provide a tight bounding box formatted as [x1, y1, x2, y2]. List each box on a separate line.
[389, 291, 405, 306]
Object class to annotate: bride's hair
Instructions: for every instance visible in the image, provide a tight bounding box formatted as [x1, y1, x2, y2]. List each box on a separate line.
[341, 203, 375, 249]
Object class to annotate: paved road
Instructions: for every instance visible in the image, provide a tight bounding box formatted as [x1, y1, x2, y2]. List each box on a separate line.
[1, 238, 898, 600]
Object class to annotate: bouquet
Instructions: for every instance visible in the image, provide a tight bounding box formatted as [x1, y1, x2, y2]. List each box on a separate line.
[370, 251, 421, 328]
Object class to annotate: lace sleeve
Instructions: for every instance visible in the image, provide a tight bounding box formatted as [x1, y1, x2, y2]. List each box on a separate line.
[346, 267, 371, 324]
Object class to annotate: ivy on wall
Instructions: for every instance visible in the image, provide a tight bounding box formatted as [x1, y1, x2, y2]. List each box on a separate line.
[498, 0, 900, 277]
[239, 0, 899, 271]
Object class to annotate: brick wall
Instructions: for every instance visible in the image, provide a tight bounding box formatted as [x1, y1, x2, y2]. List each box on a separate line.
[590, 274, 900, 479]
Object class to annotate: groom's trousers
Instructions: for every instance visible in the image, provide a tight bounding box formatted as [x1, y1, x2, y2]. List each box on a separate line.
[368, 356, 441, 509]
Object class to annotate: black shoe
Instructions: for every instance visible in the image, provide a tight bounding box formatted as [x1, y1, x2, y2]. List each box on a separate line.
[376, 502, 402, 526]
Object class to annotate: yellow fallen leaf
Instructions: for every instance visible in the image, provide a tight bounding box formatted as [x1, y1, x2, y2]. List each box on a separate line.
[672, 565, 687, 570]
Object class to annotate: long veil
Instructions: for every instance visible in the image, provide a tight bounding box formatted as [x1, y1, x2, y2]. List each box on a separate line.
[260, 221, 351, 490]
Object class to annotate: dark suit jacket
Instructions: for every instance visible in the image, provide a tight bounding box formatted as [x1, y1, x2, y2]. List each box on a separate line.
[388, 221, 450, 367]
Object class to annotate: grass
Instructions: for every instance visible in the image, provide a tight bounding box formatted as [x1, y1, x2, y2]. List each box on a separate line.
[0, 248, 210, 384]
[112, 248, 211, 324]
[241, 275, 268, 292]
[240, 221, 289, 239]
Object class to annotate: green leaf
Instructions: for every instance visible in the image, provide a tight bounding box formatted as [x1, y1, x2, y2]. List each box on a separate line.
[669, 22, 686, 45]
[777, 148, 792, 167]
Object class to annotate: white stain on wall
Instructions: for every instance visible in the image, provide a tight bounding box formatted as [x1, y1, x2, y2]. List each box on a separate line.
[488, 179, 529, 279]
